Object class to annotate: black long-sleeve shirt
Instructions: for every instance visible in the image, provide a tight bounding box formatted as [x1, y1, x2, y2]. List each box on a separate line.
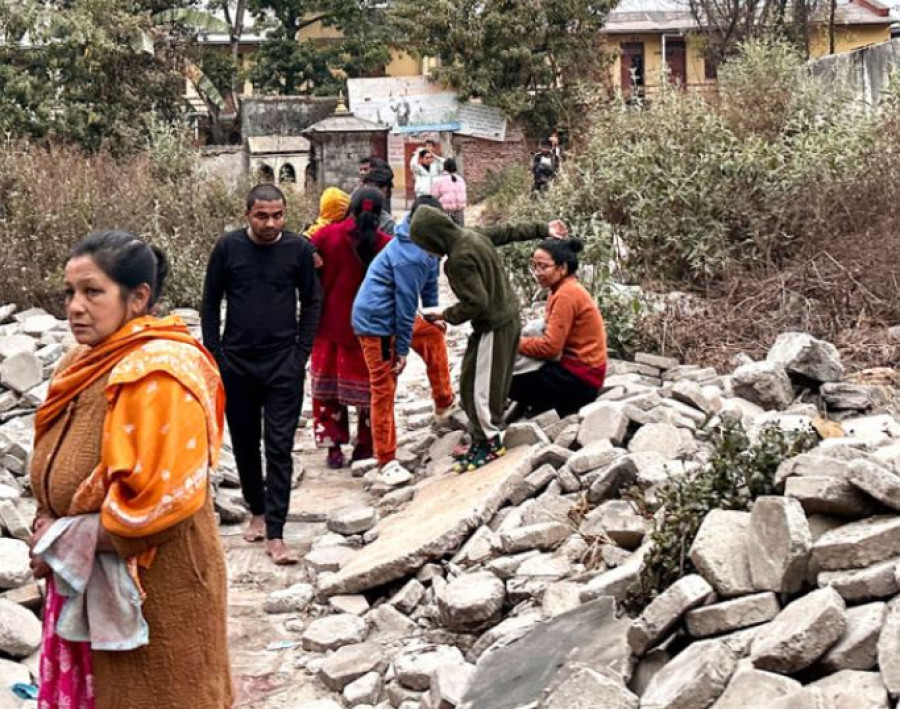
[201, 228, 322, 360]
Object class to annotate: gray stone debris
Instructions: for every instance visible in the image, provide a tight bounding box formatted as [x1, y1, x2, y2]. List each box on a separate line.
[393, 644, 464, 691]
[818, 601, 885, 672]
[503, 422, 550, 449]
[628, 574, 715, 656]
[746, 496, 811, 594]
[0, 599, 41, 658]
[327, 505, 379, 535]
[0, 539, 31, 589]
[784, 475, 874, 517]
[567, 440, 619, 475]
[689, 509, 755, 597]
[429, 662, 475, 709]
[627, 422, 685, 458]
[577, 402, 629, 447]
[818, 557, 900, 602]
[640, 639, 737, 709]
[318, 642, 387, 691]
[731, 361, 793, 410]
[435, 571, 505, 630]
[849, 459, 900, 512]
[0, 351, 42, 394]
[542, 664, 639, 709]
[812, 516, 900, 571]
[711, 663, 801, 708]
[750, 586, 847, 674]
[686, 592, 780, 639]
[342, 671, 382, 706]
[389, 579, 425, 615]
[301, 614, 368, 652]
[811, 670, 890, 708]
[766, 332, 844, 383]
[877, 596, 900, 696]
[496, 521, 570, 554]
[263, 583, 315, 614]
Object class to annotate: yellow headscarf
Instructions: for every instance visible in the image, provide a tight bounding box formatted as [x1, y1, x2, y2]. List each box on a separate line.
[305, 187, 351, 238]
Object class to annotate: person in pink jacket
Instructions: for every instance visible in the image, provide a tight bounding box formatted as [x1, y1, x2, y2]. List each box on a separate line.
[431, 158, 467, 227]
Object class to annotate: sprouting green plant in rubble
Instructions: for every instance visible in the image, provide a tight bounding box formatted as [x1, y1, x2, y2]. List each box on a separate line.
[623, 417, 818, 614]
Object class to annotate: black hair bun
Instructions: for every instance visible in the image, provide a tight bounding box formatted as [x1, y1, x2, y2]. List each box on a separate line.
[566, 238, 584, 254]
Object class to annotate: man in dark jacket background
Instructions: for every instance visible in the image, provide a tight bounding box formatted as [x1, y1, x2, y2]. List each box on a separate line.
[201, 183, 322, 564]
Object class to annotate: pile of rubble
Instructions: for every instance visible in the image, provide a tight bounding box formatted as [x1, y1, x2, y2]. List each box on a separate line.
[261, 332, 900, 709]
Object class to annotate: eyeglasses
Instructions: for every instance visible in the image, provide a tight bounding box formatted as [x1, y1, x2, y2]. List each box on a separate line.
[530, 261, 556, 273]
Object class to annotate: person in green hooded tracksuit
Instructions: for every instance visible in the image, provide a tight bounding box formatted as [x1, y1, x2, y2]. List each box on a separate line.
[409, 206, 567, 470]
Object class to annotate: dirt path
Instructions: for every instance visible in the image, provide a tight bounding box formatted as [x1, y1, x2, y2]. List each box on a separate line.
[225, 449, 372, 708]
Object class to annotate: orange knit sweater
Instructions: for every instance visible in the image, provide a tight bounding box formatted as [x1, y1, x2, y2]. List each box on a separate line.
[519, 275, 607, 369]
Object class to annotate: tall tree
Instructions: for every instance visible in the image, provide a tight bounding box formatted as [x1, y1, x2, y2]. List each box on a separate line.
[0, 0, 188, 152]
[247, 0, 391, 96]
[389, 0, 614, 137]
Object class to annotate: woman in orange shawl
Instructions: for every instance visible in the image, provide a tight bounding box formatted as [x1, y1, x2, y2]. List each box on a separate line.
[28, 231, 231, 708]
[304, 186, 351, 239]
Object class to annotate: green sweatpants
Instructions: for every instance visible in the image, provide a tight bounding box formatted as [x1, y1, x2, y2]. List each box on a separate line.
[459, 319, 520, 443]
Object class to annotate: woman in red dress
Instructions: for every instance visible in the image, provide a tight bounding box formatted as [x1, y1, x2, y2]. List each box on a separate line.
[310, 187, 392, 468]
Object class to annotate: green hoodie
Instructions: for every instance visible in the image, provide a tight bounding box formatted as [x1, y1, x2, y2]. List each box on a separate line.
[409, 206, 549, 333]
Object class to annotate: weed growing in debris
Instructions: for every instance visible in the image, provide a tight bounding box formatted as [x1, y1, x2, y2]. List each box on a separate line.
[623, 418, 817, 614]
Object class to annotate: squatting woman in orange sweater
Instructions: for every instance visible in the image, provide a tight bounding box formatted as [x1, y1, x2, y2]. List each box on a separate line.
[509, 238, 607, 418]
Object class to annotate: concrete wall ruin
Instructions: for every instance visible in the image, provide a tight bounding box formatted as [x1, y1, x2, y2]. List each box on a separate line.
[809, 37, 900, 108]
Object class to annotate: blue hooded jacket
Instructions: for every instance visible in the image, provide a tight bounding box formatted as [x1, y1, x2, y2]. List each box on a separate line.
[352, 213, 440, 356]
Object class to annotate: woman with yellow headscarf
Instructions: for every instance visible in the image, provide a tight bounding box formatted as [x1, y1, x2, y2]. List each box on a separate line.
[305, 187, 351, 239]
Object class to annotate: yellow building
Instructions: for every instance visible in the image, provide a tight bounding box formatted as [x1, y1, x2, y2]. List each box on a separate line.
[603, 0, 894, 99]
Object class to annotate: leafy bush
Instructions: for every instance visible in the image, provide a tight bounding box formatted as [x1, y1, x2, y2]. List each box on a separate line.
[624, 418, 818, 613]
[0, 136, 315, 313]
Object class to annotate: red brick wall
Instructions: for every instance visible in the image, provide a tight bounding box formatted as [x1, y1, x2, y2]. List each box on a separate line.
[452, 124, 530, 196]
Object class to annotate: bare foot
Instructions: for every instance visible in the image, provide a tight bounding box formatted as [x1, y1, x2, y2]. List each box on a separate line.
[242, 515, 265, 543]
[265, 539, 299, 565]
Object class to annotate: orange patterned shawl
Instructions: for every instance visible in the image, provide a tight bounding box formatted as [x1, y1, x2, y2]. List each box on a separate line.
[36, 315, 224, 543]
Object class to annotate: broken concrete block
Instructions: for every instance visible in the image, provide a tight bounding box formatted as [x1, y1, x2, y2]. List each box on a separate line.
[686, 592, 780, 639]
[0, 351, 41, 394]
[732, 361, 793, 411]
[812, 670, 889, 708]
[878, 596, 900, 696]
[812, 516, 900, 571]
[784, 475, 874, 517]
[0, 539, 31, 589]
[689, 509, 754, 598]
[747, 496, 811, 594]
[766, 332, 843, 383]
[305, 545, 355, 573]
[750, 586, 847, 674]
[818, 557, 900, 602]
[503, 422, 550, 449]
[641, 639, 737, 709]
[318, 642, 387, 691]
[577, 402, 629, 447]
[497, 522, 571, 554]
[329, 594, 370, 616]
[628, 574, 715, 656]
[0, 599, 41, 658]
[774, 452, 854, 488]
[327, 505, 379, 535]
[819, 601, 885, 672]
[263, 583, 315, 615]
[635, 352, 679, 370]
[568, 440, 619, 475]
[542, 664, 639, 709]
[0, 501, 29, 541]
[712, 663, 801, 709]
[849, 459, 900, 512]
[301, 614, 367, 652]
[822, 382, 885, 411]
[627, 422, 685, 458]
[390, 579, 426, 615]
[342, 671, 382, 706]
[436, 571, 505, 630]
[580, 546, 648, 603]
[394, 644, 465, 691]
[429, 662, 474, 709]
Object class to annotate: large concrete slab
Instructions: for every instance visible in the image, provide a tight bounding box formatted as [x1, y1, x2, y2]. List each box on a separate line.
[320, 445, 536, 595]
[458, 597, 631, 709]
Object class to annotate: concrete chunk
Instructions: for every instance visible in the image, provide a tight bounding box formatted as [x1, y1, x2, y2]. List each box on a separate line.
[732, 361, 793, 411]
[689, 509, 755, 597]
[543, 664, 638, 709]
[812, 516, 900, 571]
[747, 496, 811, 594]
[436, 571, 505, 630]
[0, 599, 41, 658]
[849, 459, 900, 512]
[627, 422, 686, 458]
[750, 586, 847, 674]
[301, 614, 367, 652]
[394, 644, 464, 691]
[766, 331, 843, 383]
[878, 596, 900, 696]
[812, 670, 890, 708]
[641, 639, 737, 709]
[818, 557, 900, 601]
[819, 601, 885, 672]
[327, 505, 379, 535]
[686, 592, 780, 639]
[577, 402, 629, 447]
[497, 521, 571, 554]
[628, 574, 714, 656]
[0, 351, 42, 394]
[318, 642, 387, 691]
[711, 664, 801, 708]
[784, 475, 874, 517]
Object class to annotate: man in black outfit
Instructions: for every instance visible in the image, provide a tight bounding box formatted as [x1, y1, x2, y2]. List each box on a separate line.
[201, 184, 322, 565]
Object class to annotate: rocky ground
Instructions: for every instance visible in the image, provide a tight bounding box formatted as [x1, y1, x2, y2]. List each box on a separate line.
[1, 300, 900, 709]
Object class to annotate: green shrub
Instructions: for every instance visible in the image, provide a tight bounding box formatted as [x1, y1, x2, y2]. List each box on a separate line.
[624, 418, 818, 613]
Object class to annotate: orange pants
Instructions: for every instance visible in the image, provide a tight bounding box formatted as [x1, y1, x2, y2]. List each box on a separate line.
[359, 317, 454, 466]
